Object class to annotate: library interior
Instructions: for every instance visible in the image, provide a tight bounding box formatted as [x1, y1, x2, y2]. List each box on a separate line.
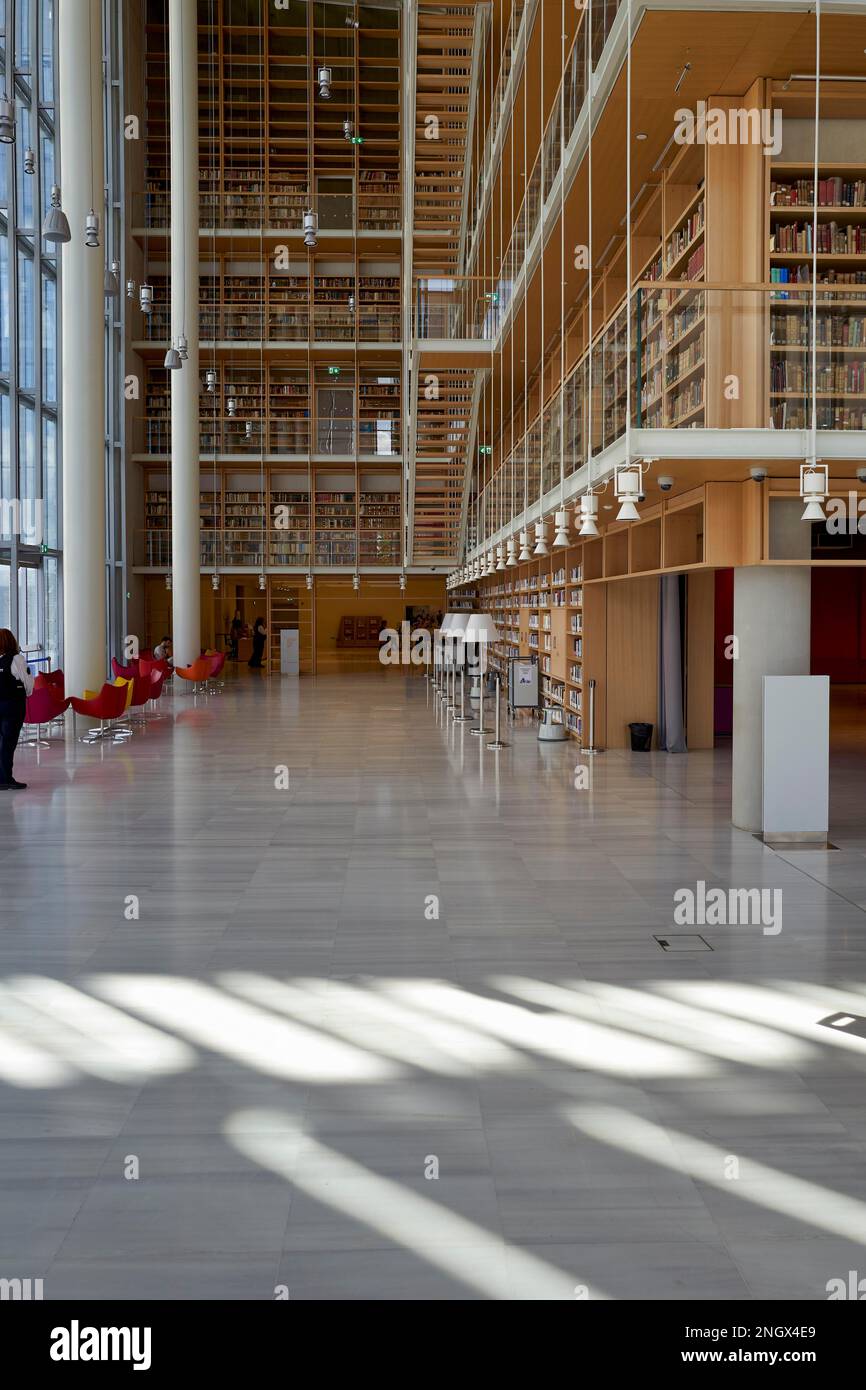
[4, 0, 866, 1308]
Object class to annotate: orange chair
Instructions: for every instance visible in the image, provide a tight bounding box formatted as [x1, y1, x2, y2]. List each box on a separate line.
[175, 657, 212, 694]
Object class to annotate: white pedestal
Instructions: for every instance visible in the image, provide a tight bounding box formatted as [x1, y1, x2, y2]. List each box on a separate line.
[762, 675, 829, 839]
[280, 629, 299, 677]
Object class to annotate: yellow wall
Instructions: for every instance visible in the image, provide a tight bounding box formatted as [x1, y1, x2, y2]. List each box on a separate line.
[143, 574, 446, 673]
[314, 575, 446, 671]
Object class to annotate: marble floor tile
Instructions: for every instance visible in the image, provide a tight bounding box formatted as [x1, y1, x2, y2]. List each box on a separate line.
[2, 672, 866, 1299]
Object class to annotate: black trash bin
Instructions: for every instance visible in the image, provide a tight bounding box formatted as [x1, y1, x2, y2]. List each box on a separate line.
[628, 722, 653, 751]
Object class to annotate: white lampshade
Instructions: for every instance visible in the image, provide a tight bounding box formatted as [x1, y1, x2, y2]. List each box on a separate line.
[518, 529, 531, 562]
[553, 509, 570, 547]
[615, 466, 641, 522]
[578, 493, 599, 537]
[533, 520, 549, 557]
[464, 612, 500, 643]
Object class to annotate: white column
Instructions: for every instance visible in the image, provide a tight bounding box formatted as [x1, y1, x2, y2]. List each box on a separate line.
[60, 0, 106, 698]
[731, 566, 812, 832]
[169, 0, 200, 670]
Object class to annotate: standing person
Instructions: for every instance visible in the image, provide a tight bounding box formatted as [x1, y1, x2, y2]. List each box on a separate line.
[0, 629, 35, 791]
[248, 616, 267, 669]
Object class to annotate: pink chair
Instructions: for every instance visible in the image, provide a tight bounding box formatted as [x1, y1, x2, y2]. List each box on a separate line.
[204, 650, 226, 693]
[23, 686, 70, 747]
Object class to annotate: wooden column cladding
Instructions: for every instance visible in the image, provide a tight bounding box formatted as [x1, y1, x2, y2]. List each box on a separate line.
[704, 79, 769, 428]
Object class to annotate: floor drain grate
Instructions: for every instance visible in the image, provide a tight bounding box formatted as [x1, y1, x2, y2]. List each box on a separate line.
[654, 934, 713, 952]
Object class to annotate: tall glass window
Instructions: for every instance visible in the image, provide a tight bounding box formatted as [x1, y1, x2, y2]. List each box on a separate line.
[0, 0, 59, 657]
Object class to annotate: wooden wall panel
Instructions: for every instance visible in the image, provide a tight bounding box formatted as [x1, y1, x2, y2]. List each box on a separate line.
[687, 570, 715, 749]
[604, 577, 659, 749]
[582, 583, 607, 747]
[704, 80, 768, 429]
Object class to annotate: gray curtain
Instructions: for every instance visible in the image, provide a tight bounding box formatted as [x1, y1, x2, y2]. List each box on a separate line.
[658, 575, 687, 752]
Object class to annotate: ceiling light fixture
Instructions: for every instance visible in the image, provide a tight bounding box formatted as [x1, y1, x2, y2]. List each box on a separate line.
[801, 460, 829, 522]
[84, 208, 100, 249]
[42, 185, 71, 244]
[0, 94, 15, 143]
[577, 493, 600, 538]
[553, 509, 570, 547]
[615, 465, 642, 522]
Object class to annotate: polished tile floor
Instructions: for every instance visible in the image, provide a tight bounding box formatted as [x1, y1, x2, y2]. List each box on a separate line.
[3, 670, 866, 1300]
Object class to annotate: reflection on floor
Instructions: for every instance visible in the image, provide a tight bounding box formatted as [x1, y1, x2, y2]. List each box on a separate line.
[2, 672, 866, 1300]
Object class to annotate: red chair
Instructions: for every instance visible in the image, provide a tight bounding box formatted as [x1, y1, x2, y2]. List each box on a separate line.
[127, 673, 155, 723]
[175, 658, 212, 694]
[23, 686, 70, 747]
[69, 682, 132, 743]
[112, 656, 140, 680]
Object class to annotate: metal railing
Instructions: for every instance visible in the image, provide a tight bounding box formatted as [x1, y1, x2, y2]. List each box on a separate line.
[137, 417, 400, 459]
[472, 281, 866, 549]
[134, 188, 401, 234]
[135, 528, 401, 570]
[465, 0, 625, 283]
[413, 276, 504, 341]
[141, 304, 401, 346]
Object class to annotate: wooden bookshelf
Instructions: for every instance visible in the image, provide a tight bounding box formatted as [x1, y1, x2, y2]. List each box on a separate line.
[359, 486, 401, 565]
[269, 483, 311, 567]
[224, 485, 266, 568]
[315, 490, 357, 567]
[769, 160, 866, 431]
[359, 369, 400, 457]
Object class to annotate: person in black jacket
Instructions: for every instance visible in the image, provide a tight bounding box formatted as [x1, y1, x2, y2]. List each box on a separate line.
[248, 617, 267, 670]
[0, 629, 35, 790]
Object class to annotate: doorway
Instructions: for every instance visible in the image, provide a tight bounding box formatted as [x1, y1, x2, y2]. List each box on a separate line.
[317, 385, 355, 454]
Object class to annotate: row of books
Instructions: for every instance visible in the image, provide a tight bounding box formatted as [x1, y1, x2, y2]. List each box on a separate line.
[665, 204, 705, 270]
[684, 244, 705, 281]
[772, 403, 866, 429]
[770, 360, 866, 393]
[770, 266, 866, 296]
[770, 313, 866, 346]
[771, 222, 866, 254]
[771, 178, 866, 208]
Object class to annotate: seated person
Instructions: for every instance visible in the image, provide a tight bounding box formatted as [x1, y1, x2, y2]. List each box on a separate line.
[153, 636, 173, 663]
